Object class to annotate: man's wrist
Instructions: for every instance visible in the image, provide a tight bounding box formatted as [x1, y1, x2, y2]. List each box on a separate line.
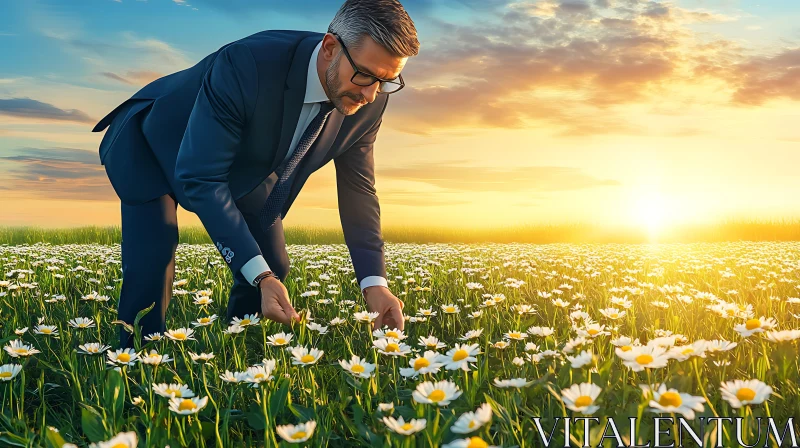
[254, 270, 280, 288]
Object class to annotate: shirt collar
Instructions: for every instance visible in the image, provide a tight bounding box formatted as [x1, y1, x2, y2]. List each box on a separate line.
[304, 39, 329, 104]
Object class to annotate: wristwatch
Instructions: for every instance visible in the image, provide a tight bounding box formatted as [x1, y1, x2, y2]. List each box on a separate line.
[253, 270, 280, 287]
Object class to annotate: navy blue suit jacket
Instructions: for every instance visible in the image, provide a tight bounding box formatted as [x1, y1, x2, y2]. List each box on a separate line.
[92, 30, 388, 283]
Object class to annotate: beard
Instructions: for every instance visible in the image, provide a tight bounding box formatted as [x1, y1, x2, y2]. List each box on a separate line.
[325, 51, 366, 116]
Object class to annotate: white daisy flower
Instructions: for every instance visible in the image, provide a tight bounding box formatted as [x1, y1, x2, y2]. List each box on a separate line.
[399, 351, 444, 378]
[68, 317, 96, 329]
[153, 383, 195, 399]
[493, 378, 533, 389]
[339, 355, 376, 379]
[373, 337, 412, 357]
[289, 346, 324, 366]
[231, 314, 260, 327]
[168, 396, 208, 415]
[439, 343, 480, 371]
[643, 383, 706, 420]
[382, 416, 426, 435]
[450, 403, 492, 434]
[0, 364, 23, 381]
[719, 379, 773, 408]
[106, 348, 138, 366]
[560, 382, 602, 414]
[276, 421, 316, 443]
[164, 327, 196, 342]
[412, 380, 462, 406]
[78, 343, 111, 355]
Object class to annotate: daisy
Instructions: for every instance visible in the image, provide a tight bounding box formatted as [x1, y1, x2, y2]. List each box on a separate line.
[267, 332, 294, 346]
[106, 348, 138, 367]
[193, 296, 213, 306]
[763, 329, 800, 342]
[527, 326, 555, 337]
[164, 327, 196, 342]
[223, 324, 245, 335]
[188, 351, 215, 363]
[418, 336, 447, 350]
[734, 317, 777, 337]
[577, 323, 609, 338]
[33, 325, 58, 336]
[493, 378, 533, 389]
[373, 328, 407, 340]
[68, 318, 96, 329]
[599, 308, 626, 320]
[78, 343, 111, 355]
[503, 331, 528, 341]
[219, 370, 248, 384]
[442, 437, 498, 448]
[667, 340, 708, 361]
[492, 341, 510, 350]
[459, 329, 483, 340]
[399, 351, 444, 378]
[14, 327, 28, 336]
[153, 383, 195, 399]
[441, 304, 460, 314]
[416, 308, 437, 317]
[450, 403, 492, 434]
[353, 311, 379, 324]
[140, 350, 172, 365]
[169, 396, 208, 415]
[561, 382, 602, 414]
[307, 322, 328, 334]
[383, 416, 426, 435]
[616, 345, 670, 372]
[719, 379, 773, 408]
[191, 315, 218, 327]
[0, 364, 23, 381]
[704, 339, 737, 354]
[231, 314, 260, 327]
[144, 333, 163, 342]
[412, 380, 462, 406]
[373, 337, 412, 357]
[566, 350, 593, 368]
[87, 431, 138, 448]
[289, 346, 324, 366]
[439, 343, 480, 371]
[329, 317, 346, 326]
[339, 355, 376, 379]
[378, 402, 394, 414]
[276, 421, 316, 443]
[242, 365, 276, 387]
[643, 384, 706, 420]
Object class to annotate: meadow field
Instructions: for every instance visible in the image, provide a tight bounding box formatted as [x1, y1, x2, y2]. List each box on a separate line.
[0, 235, 799, 446]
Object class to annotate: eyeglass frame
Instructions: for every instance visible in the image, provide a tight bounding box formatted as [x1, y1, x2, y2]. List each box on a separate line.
[330, 32, 405, 94]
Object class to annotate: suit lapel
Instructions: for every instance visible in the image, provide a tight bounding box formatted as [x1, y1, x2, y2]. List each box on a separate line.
[272, 34, 324, 170]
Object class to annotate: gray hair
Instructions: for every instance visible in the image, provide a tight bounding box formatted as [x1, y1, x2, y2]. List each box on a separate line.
[327, 0, 420, 58]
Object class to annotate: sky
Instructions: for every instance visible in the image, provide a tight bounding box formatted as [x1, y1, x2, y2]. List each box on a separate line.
[0, 0, 799, 231]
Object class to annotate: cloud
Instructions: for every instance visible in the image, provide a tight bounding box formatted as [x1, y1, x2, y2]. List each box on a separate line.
[0, 98, 95, 124]
[379, 162, 621, 192]
[0, 147, 115, 201]
[101, 70, 165, 85]
[725, 48, 800, 106]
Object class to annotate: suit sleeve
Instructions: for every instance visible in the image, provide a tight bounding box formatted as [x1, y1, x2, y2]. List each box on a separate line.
[333, 99, 389, 285]
[174, 43, 262, 276]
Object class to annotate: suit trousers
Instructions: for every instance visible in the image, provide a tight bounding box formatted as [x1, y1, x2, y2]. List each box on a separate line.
[117, 192, 291, 348]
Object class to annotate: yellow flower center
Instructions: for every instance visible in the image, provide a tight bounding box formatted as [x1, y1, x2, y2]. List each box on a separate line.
[172, 333, 187, 340]
[445, 307, 456, 313]
[300, 354, 315, 363]
[117, 353, 131, 362]
[40, 328, 52, 334]
[240, 319, 251, 326]
[468, 421, 476, 428]
[0, 372, 12, 378]
[736, 388, 756, 402]
[745, 319, 761, 330]
[574, 395, 593, 407]
[291, 431, 307, 440]
[466, 437, 489, 448]
[386, 331, 399, 338]
[509, 333, 520, 338]
[351, 364, 365, 373]
[588, 329, 599, 336]
[635, 354, 654, 365]
[385, 343, 400, 353]
[659, 391, 682, 407]
[610, 313, 619, 318]
[452, 349, 469, 361]
[178, 399, 196, 411]
[15, 348, 27, 354]
[401, 423, 414, 431]
[620, 345, 632, 352]
[254, 373, 266, 380]
[681, 348, 694, 355]
[166, 388, 181, 397]
[428, 389, 446, 402]
[413, 358, 430, 370]
[199, 318, 210, 323]
[275, 338, 286, 345]
[112, 444, 128, 448]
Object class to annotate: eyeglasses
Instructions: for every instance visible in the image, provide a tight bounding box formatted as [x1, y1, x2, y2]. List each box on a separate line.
[331, 33, 405, 94]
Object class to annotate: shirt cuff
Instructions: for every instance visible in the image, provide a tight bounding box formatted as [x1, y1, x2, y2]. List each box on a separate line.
[241, 255, 271, 287]
[360, 276, 388, 291]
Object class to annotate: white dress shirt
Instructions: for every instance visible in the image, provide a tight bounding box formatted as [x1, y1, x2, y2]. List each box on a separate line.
[240, 40, 388, 292]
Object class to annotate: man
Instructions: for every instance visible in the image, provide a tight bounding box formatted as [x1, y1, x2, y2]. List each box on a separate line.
[91, 0, 419, 347]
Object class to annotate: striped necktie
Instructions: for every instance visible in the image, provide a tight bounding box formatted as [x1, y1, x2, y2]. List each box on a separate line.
[259, 101, 336, 229]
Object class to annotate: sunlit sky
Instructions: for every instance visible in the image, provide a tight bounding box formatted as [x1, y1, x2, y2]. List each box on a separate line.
[1, 0, 799, 230]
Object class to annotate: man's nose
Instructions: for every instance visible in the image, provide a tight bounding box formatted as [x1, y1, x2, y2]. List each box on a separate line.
[361, 82, 380, 103]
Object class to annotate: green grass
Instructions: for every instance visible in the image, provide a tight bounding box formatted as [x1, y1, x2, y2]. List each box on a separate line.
[1, 218, 799, 245]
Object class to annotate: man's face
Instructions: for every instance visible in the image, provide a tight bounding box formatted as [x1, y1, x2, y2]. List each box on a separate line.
[321, 33, 407, 116]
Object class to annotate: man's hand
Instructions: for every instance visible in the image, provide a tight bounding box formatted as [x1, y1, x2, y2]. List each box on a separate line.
[259, 277, 300, 325]
[363, 286, 405, 331]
